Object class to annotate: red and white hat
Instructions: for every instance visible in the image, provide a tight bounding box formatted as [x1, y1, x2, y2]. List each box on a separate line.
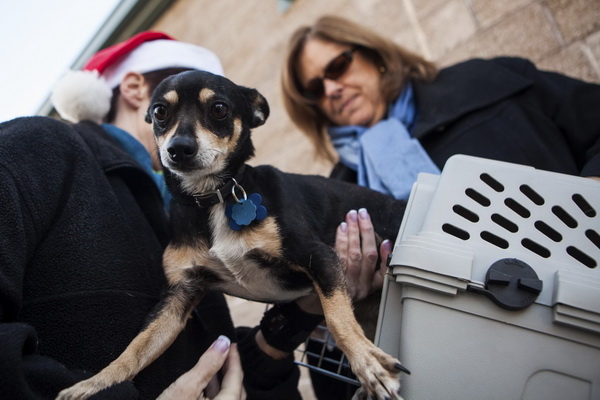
[51, 31, 223, 123]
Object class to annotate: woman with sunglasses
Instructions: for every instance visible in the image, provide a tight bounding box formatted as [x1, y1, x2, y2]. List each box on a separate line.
[274, 14, 600, 400]
[282, 15, 600, 198]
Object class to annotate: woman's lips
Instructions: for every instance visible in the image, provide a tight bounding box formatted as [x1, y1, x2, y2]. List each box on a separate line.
[337, 94, 358, 115]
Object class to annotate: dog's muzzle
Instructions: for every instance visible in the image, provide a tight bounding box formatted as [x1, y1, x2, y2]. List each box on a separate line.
[167, 136, 198, 164]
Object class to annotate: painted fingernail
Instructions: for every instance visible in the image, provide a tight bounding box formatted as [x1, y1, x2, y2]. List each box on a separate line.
[382, 239, 392, 252]
[358, 208, 369, 220]
[213, 335, 231, 353]
[394, 363, 411, 375]
[348, 209, 358, 222]
[340, 222, 348, 233]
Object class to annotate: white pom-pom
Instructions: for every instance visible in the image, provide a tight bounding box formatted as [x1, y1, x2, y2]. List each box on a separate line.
[51, 70, 113, 123]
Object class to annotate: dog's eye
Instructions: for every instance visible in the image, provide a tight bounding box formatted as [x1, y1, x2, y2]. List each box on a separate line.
[153, 105, 169, 122]
[211, 102, 229, 120]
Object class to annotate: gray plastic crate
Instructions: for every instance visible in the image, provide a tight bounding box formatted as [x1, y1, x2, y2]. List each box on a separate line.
[376, 155, 600, 400]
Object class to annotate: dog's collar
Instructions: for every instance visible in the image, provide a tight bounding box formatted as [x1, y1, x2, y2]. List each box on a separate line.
[173, 165, 246, 209]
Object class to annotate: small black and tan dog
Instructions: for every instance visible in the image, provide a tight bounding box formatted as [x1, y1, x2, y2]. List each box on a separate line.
[58, 70, 408, 400]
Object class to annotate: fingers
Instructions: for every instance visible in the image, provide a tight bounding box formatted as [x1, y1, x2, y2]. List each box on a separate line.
[356, 209, 378, 270]
[215, 344, 245, 400]
[372, 239, 392, 291]
[191, 335, 231, 376]
[157, 336, 232, 400]
[346, 210, 362, 294]
[335, 210, 358, 299]
[335, 208, 388, 302]
[356, 209, 379, 299]
[205, 375, 221, 398]
[346, 210, 362, 268]
[335, 218, 350, 271]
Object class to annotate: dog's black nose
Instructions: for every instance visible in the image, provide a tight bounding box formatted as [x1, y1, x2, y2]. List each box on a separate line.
[167, 136, 198, 163]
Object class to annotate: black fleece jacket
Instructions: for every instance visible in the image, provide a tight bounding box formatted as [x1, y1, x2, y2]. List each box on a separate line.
[0, 117, 237, 399]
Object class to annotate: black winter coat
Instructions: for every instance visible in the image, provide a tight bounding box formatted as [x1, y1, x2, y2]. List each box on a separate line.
[0, 117, 234, 399]
[332, 57, 600, 181]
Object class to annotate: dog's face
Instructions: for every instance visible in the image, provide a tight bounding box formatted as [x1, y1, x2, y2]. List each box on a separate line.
[146, 70, 269, 191]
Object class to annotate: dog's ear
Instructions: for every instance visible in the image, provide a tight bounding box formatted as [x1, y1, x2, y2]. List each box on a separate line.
[242, 87, 270, 128]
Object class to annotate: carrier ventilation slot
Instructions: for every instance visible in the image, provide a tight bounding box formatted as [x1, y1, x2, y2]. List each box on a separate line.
[505, 198, 531, 218]
[480, 231, 509, 249]
[465, 188, 490, 207]
[587, 229, 600, 250]
[491, 213, 518, 233]
[572, 193, 596, 217]
[453, 205, 479, 222]
[521, 238, 551, 258]
[534, 220, 562, 242]
[520, 184, 544, 205]
[552, 206, 578, 228]
[442, 223, 470, 240]
[566, 246, 597, 268]
[480, 173, 504, 192]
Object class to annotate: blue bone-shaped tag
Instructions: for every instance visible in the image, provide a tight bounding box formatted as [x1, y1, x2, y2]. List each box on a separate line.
[225, 193, 267, 231]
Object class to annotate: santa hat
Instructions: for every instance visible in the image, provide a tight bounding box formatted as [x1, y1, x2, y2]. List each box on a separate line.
[51, 31, 223, 123]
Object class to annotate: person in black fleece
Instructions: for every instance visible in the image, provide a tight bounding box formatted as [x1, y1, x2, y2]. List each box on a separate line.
[0, 31, 310, 400]
[0, 115, 243, 399]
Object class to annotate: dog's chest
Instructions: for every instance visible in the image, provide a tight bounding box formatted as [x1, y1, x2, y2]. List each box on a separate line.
[205, 207, 310, 302]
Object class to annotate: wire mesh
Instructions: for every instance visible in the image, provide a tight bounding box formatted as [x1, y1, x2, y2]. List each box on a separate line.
[294, 324, 360, 386]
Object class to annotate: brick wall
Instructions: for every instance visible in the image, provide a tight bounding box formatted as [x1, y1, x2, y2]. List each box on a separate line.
[152, 0, 600, 176]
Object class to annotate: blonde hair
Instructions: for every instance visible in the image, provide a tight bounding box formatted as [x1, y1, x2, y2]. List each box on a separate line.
[282, 15, 438, 162]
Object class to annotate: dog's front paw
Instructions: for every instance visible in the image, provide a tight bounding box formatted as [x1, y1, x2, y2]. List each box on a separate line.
[56, 379, 106, 400]
[352, 386, 405, 400]
[350, 345, 409, 400]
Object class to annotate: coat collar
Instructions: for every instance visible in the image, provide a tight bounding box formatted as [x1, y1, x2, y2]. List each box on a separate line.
[412, 58, 533, 139]
[73, 121, 143, 171]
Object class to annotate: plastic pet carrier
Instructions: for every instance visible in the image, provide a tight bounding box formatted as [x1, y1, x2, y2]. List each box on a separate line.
[375, 155, 600, 400]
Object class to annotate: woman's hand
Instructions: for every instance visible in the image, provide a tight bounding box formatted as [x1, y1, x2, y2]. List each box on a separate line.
[157, 335, 245, 400]
[336, 208, 392, 301]
[294, 208, 392, 316]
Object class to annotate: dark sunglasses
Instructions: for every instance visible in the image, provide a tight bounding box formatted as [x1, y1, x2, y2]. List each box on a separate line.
[302, 48, 355, 100]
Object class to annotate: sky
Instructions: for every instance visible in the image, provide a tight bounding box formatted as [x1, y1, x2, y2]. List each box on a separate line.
[0, 1, 120, 123]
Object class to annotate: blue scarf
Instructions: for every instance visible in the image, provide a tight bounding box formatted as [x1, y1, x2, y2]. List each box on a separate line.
[327, 83, 440, 199]
[102, 124, 171, 208]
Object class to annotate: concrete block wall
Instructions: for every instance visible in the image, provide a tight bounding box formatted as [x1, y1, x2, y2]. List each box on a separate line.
[153, 0, 600, 176]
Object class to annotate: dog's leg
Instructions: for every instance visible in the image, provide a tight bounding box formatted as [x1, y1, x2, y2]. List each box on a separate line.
[307, 247, 405, 400]
[56, 269, 211, 400]
[316, 285, 405, 400]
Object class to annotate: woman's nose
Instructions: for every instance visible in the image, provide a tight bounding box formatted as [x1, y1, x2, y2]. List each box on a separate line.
[323, 78, 344, 98]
